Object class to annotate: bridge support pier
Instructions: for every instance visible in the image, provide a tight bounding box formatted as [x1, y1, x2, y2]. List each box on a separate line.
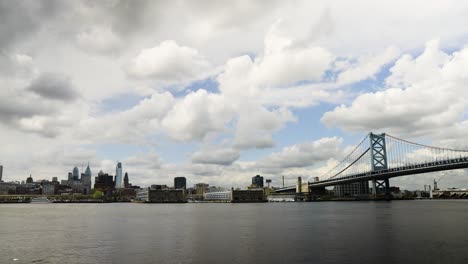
[371, 178, 391, 199]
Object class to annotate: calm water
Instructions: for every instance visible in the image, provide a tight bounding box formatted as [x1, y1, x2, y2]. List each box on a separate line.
[1, 201, 468, 264]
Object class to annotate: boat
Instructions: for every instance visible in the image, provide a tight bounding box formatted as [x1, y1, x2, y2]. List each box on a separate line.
[30, 197, 52, 204]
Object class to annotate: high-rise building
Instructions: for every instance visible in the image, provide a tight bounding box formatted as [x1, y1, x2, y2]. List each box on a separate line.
[124, 172, 129, 188]
[115, 162, 123, 188]
[174, 177, 186, 189]
[94, 172, 115, 195]
[72, 167, 80, 181]
[252, 175, 264, 188]
[81, 163, 92, 195]
[0, 165, 3, 182]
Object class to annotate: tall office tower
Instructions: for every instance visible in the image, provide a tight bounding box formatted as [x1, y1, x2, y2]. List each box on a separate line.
[252, 175, 264, 188]
[115, 162, 123, 188]
[0, 165, 3, 182]
[72, 166, 80, 181]
[174, 177, 187, 189]
[81, 163, 92, 195]
[124, 172, 129, 188]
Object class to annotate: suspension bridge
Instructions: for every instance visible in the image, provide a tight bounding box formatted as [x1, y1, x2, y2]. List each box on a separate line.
[274, 132, 468, 197]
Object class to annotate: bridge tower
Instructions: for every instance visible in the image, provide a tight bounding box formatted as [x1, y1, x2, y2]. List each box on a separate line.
[369, 133, 390, 198]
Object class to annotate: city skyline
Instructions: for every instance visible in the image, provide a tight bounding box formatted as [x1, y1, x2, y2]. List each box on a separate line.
[1, 1, 468, 190]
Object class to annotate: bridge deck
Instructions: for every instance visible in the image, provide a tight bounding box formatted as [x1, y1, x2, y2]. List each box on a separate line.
[275, 157, 468, 192]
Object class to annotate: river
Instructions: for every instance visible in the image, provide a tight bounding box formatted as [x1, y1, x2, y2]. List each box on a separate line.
[1, 201, 467, 263]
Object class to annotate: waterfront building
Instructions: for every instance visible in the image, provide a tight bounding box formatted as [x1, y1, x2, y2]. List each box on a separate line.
[115, 162, 123, 188]
[204, 191, 231, 202]
[115, 188, 137, 201]
[72, 167, 80, 181]
[0, 182, 17, 195]
[16, 183, 41, 195]
[0, 165, 3, 182]
[148, 189, 186, 203]
[41, 182, 57, 195]
[334, 182, 369, 197]
[174, 177, 186, 189]
[194, 183, 209, 194]
[136, 188, 149, 201]
[252, 175, 264, 188]
[232, 189, 266, 202]
[136, 188, 186, 203]
[150, 184, 169, 190]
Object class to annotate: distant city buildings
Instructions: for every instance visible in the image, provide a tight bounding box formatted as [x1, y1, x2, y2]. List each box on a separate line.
[174, 177, 186, 189]
[0, 165, 3, 182]
[252, 175, 264, 188]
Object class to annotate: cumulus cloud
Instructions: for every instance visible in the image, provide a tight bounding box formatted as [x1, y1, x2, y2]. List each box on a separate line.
[126, 40, 211, 83]
[335, 46, 400, 86]
[322, 40, 468, 138]
[233, 107, 296, 149]
[125, 152, 162, 170]
[255, 137, 343, 173]
[191, 148, 240, 166]
[161, 89, 234, 142]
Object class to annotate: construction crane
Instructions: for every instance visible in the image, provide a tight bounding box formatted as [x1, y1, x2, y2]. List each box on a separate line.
[433, 172, 448, 191]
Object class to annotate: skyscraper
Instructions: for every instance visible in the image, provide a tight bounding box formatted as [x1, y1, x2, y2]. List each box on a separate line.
[174, 177, 186, 189]
[81, 163, 92, 195]
[252, 175, 264, 188]
[124, 172, 129, 188]
[72, 167, 80, 181]
[0, 165, 3, 182]
[115, 162, 123, 188]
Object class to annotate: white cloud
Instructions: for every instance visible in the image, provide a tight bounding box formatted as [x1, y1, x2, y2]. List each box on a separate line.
[161, 89, 235, 142]
[233, 107, 296, 149]
[322, 40, 468, 138]
[336, 46, 400, 86]
[255, 137, 343, 173]
[191, 148, 240, 166]
[126, 40, 211, 83]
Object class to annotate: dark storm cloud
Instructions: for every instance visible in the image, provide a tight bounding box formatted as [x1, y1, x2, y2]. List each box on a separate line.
[0, 0, 64, 50]
[27, 73, 78, 101]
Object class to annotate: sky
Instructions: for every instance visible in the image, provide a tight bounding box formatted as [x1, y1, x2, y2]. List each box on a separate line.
[1, 0, 468, 190]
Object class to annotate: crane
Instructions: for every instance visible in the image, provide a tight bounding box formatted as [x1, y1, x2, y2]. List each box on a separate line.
[433, 172, 448, 191]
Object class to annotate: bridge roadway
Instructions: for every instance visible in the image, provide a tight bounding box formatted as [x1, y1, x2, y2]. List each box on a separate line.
[275, 157, 468, 193]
